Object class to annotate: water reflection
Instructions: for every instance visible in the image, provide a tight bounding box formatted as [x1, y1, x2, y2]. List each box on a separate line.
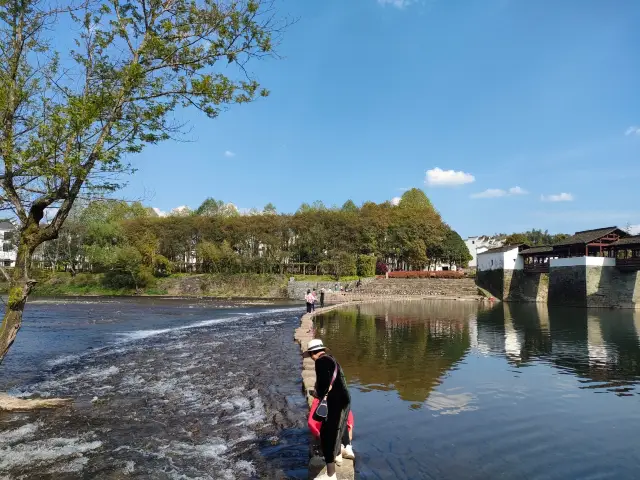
[314, 301, 477, 404]
[315, 300, 640, 479]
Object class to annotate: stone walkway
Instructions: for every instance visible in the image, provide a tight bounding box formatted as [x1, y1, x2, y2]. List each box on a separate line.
[294, 294, 489, 479]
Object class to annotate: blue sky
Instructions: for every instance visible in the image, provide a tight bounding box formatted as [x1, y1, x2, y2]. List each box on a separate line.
[118, 0, 640, 238]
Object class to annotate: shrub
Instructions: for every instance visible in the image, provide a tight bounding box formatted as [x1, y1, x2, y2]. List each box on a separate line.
[356, 255, 376, 277]
[320, 251, 357, 279]
[375, 260, 388, 275]
[154, 255, 174, 277]
[388, 270, 464, 279]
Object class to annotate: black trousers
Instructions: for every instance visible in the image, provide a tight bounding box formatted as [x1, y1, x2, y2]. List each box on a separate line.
[319, 401, 350, 463]
[306, 302, 313, 313]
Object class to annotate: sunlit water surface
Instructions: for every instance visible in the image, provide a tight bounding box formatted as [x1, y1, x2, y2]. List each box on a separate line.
[315, 301, 640, 480]
[0, 297, 309, 479]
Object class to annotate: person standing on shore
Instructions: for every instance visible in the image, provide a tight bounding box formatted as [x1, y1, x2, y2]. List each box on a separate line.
[320, 288, 325, 308]
[305, 289, 313, 313]
[304, 339, 351, 480]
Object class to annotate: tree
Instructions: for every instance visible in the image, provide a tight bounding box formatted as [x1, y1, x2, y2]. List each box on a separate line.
[341, 200, 358, 212]
[196, 198, 239, 217]
[398, 188, 435, 211]
[504, 233, 528, 245]
[0, 0, 285, 363]
[321, 251, 356, 280]
[263, 203, 277, 214]
[437, 228, 472, 267]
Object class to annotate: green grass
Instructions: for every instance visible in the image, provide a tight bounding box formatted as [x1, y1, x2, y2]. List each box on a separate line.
[144, 288, 169, 295]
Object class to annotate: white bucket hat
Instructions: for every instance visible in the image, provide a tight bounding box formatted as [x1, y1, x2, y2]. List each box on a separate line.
[303, 339, 327, 357]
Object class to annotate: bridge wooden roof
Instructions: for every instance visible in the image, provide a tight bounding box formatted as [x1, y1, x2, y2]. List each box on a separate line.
[609, 235, 640, 247]
[553, 227, 627, 247]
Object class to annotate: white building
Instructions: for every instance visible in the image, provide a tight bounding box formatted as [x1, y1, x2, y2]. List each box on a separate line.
[477, 244, 525, 272]
[0, 220, 16, 267]
[465, 235, 505, 268]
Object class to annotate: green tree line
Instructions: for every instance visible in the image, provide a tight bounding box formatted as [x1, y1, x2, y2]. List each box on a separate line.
[36, 188, 472, 288]
[502, 229, 570, 246]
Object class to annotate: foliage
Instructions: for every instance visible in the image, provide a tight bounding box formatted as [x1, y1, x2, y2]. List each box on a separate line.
[103, 245, 155, 291]
[0, 0, 286, 362]
[320, 251, 357, 280]
[196, 198, 239, 217]
[356, 255, 376, 277]
[263, 203, 277, 214]
[341, 200, 358, 212]
[398, 188, 435, 211]
[375, 260, 389, 275]
[504, 229, 570, 246]
[35, 190, 466, 278]
[429, 228, 473, 268]
[504, 233, 529, 245]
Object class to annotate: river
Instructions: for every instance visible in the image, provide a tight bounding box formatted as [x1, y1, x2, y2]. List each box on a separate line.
[0, 298, 309, 479]
[314, 300, 640, 480]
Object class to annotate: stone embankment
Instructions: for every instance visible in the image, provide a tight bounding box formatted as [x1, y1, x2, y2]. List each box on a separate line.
[289, 277, 483, 302]
[322, 278, 484, 305]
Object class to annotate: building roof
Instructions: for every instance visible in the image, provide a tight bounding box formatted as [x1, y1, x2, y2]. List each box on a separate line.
[478, 244, 528, 254]
[552, 227, 626, 247]
[609, 235, 640, 247]
[519, 245, 554, 255]
[0, 220, 14, 231]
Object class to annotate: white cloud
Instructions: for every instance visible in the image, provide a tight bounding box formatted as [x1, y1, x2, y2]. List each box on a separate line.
[541, 193, 574, 202]
[391, 196, 401, 206]
[224, 150, 236, 157]
[625, 126, 640, 136]
[470, 189, 507, 199]
[470, 186, 528, 199]
[508, 186, 528, 195]
[627, 225, 640, 235]
[153, 205, 192, 217]
[425, 167, 475, 187]
[377, 0, 415, 8]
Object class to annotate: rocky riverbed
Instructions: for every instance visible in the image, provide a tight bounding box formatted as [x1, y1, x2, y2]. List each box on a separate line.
[0, 299, 309, 479]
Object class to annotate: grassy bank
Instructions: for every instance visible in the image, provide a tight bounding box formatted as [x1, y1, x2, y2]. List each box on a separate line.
[0, 272, 290, 298]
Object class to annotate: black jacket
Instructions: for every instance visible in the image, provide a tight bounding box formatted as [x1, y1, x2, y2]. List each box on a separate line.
[314, 354, 350, 406]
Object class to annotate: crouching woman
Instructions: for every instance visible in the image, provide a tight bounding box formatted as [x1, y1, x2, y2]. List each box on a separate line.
[304, 339, 351, 480]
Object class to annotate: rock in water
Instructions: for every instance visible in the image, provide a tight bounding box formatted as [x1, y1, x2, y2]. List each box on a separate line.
[0, 393, 72, 411]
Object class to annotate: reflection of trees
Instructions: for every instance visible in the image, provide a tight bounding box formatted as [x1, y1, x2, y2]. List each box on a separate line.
[315, 301, 472, 403]
[476, 303, 640, 396]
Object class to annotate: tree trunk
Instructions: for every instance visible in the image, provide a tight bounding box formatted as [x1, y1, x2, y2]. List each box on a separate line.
[0, 242, 36, 364]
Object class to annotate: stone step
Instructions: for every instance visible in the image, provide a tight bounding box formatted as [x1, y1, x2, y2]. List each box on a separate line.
[355, 278, 479, 297]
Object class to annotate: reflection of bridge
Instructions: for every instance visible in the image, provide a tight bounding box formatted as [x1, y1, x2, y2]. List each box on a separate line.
[469, 303, 640, 392]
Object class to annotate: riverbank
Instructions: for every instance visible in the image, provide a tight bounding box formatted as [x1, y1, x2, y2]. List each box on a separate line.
[0, 272, 291, 298]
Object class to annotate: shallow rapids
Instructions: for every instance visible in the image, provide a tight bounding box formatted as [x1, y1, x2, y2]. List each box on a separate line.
[0, 299, 309, 479]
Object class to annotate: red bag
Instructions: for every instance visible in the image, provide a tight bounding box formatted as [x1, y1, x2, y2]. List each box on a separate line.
[308, 397, 354, 439]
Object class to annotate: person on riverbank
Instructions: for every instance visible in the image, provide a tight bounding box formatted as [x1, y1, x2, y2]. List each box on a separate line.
[320, 288, 325, 308]
[305, 289, 314, 313]
[304, 339, 351, 480]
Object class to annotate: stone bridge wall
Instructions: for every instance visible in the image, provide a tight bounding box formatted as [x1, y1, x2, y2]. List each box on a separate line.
[478, 266, 640, 309]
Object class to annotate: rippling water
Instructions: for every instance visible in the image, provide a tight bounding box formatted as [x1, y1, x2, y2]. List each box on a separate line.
[315, 300, 640, 480]
[0, 298, 309, 479]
